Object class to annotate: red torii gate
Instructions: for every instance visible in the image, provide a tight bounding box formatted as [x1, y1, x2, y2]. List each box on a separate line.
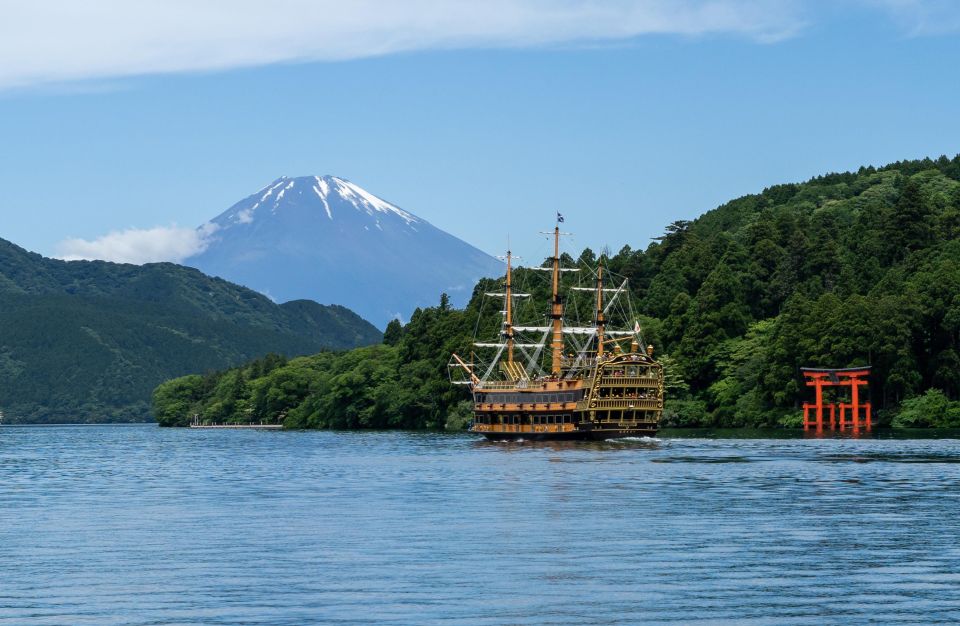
[801, 367, 871, 431]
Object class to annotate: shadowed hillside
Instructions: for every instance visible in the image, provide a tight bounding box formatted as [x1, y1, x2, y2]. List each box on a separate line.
[0, 238, 382, 423]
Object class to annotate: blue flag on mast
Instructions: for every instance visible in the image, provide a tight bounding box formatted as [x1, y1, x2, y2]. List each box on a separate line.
[556, 212, 565, 223]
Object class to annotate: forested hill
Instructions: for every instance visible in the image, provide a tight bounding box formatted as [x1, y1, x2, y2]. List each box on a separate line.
[154, 155, 960, 429]
[602, 154, 960, 427]
[0, 238, 383, 423]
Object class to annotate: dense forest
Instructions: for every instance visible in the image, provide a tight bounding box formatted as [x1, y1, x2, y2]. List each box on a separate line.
[0, 238, 383, 423]
[155, 155, 960, 429]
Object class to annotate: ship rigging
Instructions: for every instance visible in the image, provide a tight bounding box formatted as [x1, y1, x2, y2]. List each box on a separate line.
[449, 221, 664, 440]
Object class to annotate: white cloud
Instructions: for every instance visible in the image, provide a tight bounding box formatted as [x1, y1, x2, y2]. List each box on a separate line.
[0, 1, 806, 90]
[866, 0, 960, 35]
[56, 224, 217, 264]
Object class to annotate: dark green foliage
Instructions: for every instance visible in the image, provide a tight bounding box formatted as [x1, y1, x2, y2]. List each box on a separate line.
[383, 319, 403, 346]
[155, 154, 960, 429]
[635, 155, 960, 427]
[155, 300, 479, 428]
[0, 239, 382, 423]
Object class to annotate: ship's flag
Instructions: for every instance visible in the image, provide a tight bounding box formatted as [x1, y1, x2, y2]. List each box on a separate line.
[634, 320, 641, 334]
[557, 212, 565, 223]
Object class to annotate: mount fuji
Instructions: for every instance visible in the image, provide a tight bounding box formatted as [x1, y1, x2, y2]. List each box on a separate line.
[185, 176, 502, 327]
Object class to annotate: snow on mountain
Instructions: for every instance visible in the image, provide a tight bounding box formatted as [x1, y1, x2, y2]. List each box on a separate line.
[186, 176, 502, 328]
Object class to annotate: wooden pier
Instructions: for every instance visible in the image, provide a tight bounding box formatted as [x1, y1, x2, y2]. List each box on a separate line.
[189, 423, 283, 430]
[189, 415, 283, 429]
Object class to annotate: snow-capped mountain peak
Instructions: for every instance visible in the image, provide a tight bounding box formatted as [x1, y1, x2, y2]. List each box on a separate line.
[220, 175, 419, 228]
[187, 175, 502, 327]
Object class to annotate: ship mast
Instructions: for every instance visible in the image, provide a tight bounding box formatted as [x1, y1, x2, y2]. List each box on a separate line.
[505, 248, 514, 366]
[595, 257, 605, 360]
[550, 225, 563, 375]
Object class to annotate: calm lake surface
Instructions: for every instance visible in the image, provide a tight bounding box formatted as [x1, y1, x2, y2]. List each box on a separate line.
[2, 426, 960, 625]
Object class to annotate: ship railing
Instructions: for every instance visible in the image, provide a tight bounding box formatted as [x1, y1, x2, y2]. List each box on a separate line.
[598, 376, 661, 387]
[587, 399, 662, 410]
[476, 381, 550, 391]
[472, 423, 576, 434]
[476, 379, 584, 391]
[475, 402, 579, 411]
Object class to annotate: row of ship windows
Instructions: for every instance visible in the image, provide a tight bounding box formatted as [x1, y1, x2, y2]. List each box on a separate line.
[607, 366, 658, 377]
[596, 390, 658, 399]
[475, 392, 582, 404]
[475, 415, 574, 425]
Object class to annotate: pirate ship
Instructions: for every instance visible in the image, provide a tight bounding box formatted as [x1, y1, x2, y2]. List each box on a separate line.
[449, 219, 664, 440]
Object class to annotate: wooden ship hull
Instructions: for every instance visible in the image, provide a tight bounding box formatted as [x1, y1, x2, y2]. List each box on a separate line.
[451, 221, 665, 442]
[470, 353, 663, 440]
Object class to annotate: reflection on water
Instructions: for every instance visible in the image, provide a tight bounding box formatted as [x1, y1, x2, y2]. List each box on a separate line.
[1, 425, 959, 625]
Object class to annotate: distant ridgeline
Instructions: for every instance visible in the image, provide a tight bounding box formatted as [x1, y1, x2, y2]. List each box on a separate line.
[0, 238, 382, 424]
[155, 155, 960, 429]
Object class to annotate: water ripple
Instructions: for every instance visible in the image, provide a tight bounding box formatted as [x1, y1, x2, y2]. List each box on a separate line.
[1, 426, 959, 624]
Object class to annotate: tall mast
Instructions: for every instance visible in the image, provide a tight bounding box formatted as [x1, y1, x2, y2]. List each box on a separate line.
[550, 225, 563, 375]
[505, 248, 514, 366]
[595, 257, 605, 360]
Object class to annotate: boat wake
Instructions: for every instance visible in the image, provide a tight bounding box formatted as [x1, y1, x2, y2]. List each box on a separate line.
[607, 436, 660, 443]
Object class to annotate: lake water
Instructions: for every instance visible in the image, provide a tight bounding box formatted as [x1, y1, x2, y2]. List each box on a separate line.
[2, 426, 960, 625]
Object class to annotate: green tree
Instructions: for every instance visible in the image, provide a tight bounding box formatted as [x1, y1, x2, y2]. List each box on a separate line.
[383, 319, 403, 346]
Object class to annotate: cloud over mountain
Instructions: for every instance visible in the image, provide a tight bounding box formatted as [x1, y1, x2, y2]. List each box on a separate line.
[57, 224, 217, 265]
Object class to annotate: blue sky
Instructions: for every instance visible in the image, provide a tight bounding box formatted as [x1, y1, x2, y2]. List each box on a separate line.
[1, 1, 959, 262]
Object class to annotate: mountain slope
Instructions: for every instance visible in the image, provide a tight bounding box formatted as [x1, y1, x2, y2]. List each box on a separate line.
[0, 238, 382, 423]
[186, 176, 503, 327]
